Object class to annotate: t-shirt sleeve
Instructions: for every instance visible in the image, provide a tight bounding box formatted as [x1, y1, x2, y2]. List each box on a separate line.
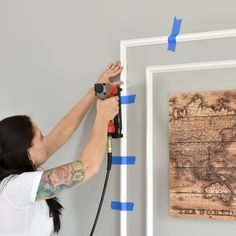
[3, 171, 44, 209]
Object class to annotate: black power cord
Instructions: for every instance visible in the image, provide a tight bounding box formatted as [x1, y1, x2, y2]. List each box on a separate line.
[89, 139, 113, 236]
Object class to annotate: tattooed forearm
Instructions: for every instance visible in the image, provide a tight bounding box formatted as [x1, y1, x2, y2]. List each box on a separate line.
[36, 160, 85, 201]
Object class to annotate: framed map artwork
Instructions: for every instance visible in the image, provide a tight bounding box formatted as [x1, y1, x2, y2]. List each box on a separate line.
[169, 89, 236, 220]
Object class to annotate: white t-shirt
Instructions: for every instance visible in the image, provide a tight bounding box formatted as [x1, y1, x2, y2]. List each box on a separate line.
[0, 171, 53, 236]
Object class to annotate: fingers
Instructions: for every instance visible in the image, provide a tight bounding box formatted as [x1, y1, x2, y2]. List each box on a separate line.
[107, 95, 119, 102]
[107, 63, 114, 69]
[107, 61, 123, 76]
[98, 61, 123, 84]
[105, 95, 119, 101]
[108, 96, 119, 109]
[110, 61, 121, 70]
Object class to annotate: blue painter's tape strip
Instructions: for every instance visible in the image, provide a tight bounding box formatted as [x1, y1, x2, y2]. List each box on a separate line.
[112, 156, 136, 165]
[111, 202, 134, 211]
[168, 16, 182, 52]
[120, 95, 136, 104]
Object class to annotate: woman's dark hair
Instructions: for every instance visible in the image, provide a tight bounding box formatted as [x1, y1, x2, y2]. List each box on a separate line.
[0, 115, 63, 233]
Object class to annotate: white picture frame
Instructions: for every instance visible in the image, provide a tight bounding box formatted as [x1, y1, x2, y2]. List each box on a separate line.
[119, 28, 236, 236]
[146, 59, 236, 236]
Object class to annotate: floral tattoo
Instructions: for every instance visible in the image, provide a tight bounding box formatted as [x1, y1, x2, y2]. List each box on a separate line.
[36, 160, 85, 200]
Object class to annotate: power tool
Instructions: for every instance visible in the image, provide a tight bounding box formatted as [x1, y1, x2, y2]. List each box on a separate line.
[90, 83, 123, 236]
[94, 83, 123, 138]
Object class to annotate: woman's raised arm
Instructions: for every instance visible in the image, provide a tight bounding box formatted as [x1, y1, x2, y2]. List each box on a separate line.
[45, 61, 123, 158]
[36, 96, 119, 201]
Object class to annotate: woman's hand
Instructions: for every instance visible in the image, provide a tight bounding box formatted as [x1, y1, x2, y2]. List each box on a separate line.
[97, 61, 123, 84]
[96, 96, 119, 122]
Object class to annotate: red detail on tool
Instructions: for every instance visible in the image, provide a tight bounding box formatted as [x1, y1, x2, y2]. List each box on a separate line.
[108, 84, 118, 97]
[108, 120, 115, 135]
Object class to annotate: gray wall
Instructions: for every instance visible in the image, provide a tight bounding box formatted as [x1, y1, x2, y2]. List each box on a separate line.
[0, 0, 236, 235]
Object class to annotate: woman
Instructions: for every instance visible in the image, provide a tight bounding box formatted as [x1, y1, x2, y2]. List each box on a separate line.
[0, 61, 123, 236]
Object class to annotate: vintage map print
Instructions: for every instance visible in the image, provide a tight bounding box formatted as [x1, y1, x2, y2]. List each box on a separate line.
[169, 89, 236, 220]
